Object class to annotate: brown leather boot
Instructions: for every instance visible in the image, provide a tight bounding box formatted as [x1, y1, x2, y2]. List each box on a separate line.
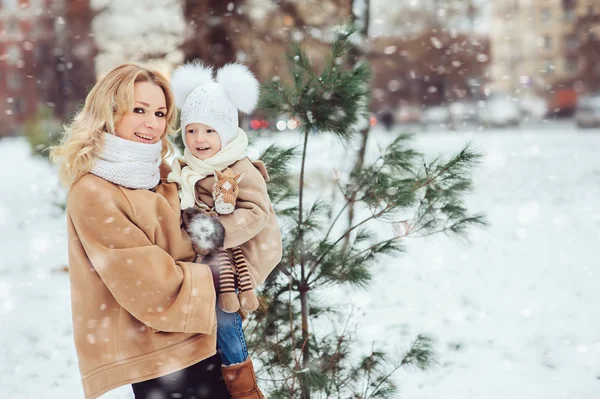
[221, 357, 265, 399]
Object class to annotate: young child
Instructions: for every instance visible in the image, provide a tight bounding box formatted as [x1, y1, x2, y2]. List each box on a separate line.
[168, 62, 282, 399]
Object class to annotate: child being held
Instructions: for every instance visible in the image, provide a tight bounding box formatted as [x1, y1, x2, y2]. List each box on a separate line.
[168, 62, 282, 399]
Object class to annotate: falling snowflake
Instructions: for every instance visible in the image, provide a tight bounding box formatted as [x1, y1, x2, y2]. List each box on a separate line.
[430, 36, 443, 49]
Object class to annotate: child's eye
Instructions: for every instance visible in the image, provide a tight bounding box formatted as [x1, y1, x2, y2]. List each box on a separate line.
[207, 129, 216, 133]
[155, 111, 165, 118]
[133, 107, 145, 114]
[187, 129, 196, 134]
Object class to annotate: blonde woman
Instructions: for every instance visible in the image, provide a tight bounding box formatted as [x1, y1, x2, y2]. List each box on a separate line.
[51, 64, 230, 399]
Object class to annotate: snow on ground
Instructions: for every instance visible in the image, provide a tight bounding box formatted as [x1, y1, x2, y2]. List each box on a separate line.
[1, 122, 599, 398]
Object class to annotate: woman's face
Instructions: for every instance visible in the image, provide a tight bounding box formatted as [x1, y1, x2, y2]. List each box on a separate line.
[184, 123, 222, 160]
[114, 82, 167, 144]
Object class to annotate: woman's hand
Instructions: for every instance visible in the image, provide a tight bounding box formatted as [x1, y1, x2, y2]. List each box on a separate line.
[182, 207, 225, 255]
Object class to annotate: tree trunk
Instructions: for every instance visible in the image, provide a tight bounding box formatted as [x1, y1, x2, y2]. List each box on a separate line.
[342, 0, 371, 253]
[37, 0, 96, 120]
[181, 0, 243, 66]
[299, 287, 310, 399]
[60, 0, 96, 118]
[34, 10, 61, 113]
[298, 126, 311, 399]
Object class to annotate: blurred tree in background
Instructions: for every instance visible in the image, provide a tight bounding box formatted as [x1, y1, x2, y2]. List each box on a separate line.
[574, 12, 600, 92]
[93, 0, 184, 66]
[35, 0, 96, 120]
[181, 0, 245, 67]
[180, 0, 350, 81]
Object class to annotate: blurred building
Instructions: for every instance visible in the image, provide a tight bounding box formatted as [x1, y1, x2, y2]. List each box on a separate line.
[0, 0, 46, 136]
[1, 0, 94, 137]
[490, 0, 600, 94]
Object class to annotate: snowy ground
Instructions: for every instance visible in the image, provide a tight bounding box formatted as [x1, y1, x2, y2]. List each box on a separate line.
[1, 122, 599, 398]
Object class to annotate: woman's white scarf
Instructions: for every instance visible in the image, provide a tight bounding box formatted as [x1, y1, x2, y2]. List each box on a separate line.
[168, 127, 249, 209]
[90, 133, 163, 190]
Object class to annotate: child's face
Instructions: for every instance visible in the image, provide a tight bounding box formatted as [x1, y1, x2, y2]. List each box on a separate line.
[185, 123, 222, 160]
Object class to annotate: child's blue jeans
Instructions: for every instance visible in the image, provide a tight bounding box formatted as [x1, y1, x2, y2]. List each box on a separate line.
[216, 305, 248, 366]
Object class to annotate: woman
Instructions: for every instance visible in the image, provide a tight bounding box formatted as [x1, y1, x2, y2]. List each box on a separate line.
[50, 64, 230, 399]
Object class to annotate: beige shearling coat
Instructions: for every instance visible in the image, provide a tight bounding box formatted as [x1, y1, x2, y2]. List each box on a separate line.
[66, 164, 217, 399]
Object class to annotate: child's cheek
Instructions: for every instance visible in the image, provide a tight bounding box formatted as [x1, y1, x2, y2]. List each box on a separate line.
[185, 134, 194, 148]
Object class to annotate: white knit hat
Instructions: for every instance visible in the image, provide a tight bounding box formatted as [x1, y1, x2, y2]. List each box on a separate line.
[171, 62, 259, 148]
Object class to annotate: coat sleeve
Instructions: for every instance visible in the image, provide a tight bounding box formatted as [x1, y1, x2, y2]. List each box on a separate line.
[219, 162, 271, 249]
[68, 179, 215, 334]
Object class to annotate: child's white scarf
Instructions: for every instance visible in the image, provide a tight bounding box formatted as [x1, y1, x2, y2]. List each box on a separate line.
[168, 128, 248, 210]
[90, 133, 162, 190]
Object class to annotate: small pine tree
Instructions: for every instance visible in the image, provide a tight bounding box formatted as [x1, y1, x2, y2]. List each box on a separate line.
[247, 23, 485, 399]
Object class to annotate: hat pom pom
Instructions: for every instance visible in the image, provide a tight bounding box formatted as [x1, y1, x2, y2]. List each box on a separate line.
[216, 63, 259, 114]
[171, 62, 214, 109]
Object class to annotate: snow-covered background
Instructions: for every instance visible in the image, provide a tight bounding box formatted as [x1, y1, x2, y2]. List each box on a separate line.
[1, 122, 599, 398]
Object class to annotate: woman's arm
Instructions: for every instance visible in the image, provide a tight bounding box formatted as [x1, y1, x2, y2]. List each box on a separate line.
[68, 177, 215, 334]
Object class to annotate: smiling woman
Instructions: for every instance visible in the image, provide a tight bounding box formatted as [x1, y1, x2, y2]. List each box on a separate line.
[50, 64, 178, 188]
[48, 64, 230, 399]
[115, 83, 168, 144]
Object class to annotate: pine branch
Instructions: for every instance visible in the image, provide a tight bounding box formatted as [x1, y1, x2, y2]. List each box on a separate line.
[345, 237, 404, 264]
[400, 334, 437, 369]
[308, 203, 393, 281]
[260, 144, 298, 206]
[362, 343, 376, 398]
[408, 214, 486, 239]
[277, 263, 293, 278]
[363, 336, 435, 399]
[324, 201, 350, 242]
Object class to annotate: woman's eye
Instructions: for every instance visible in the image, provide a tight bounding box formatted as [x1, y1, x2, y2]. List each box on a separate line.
[156, 111, 165, 118]
[133, 107, 144, 114]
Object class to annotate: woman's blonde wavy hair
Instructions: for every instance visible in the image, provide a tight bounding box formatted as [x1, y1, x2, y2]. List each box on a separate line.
[50, 63, 177, 189]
